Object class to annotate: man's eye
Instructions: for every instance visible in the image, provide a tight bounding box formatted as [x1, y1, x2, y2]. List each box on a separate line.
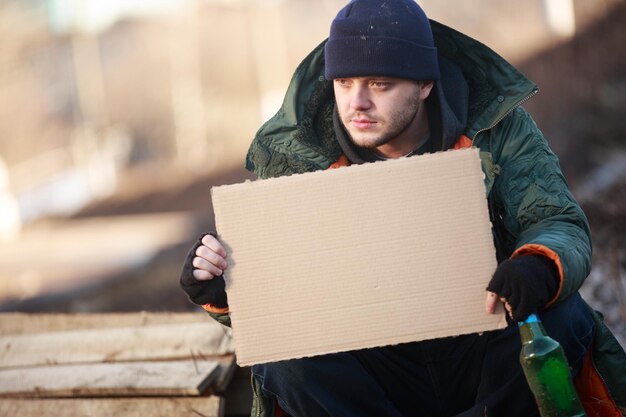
[335, 79, 350, 87]
[371, 81, 390, 88]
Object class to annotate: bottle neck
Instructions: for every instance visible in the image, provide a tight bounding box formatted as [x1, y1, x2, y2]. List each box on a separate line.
[519, 314, 546, 344]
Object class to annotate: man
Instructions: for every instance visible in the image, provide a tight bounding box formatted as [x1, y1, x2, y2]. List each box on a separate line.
[180, 1, 626, 416]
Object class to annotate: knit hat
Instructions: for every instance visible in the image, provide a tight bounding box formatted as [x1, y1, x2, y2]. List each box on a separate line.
[324, 0, 439, 81]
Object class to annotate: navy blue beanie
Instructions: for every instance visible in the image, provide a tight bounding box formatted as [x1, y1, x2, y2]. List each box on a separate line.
[325, 0, 439, 81]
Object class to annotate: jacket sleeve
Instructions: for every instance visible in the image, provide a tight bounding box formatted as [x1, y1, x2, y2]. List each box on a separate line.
[488, 107, 592, 304]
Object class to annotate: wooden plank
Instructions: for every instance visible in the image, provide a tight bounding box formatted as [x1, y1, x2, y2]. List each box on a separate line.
[0, 360, 219, 397]
[0, 312, 210, 336]
[0, 397, 224, 417]
[0, 322, 233, 368]
[204, 355, 237, 394]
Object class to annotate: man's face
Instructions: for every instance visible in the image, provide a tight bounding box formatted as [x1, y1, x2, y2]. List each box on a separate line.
[333, 76, 433, 156]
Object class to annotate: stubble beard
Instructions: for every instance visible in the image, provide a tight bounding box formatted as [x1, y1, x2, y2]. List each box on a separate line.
[341, 93, 421, 150]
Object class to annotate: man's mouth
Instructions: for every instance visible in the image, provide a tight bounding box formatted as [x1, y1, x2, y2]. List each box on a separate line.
[350, 118, 377, 129]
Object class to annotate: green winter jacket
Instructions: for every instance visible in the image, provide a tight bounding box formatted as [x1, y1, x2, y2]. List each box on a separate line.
[209, 21, 626, 416]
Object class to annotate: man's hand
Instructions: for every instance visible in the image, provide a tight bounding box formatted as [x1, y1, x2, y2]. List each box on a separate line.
[485, 291, 514, 317]
[485, 255, 560, 322]
[179, 233, 229, 308]
[192, 234, 229, 281]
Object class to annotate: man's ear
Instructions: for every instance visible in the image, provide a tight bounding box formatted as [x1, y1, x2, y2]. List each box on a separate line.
[419, 81, 434, 100]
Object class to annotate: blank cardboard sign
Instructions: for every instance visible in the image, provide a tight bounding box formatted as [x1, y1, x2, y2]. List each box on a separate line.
[212, 148, 506, 366]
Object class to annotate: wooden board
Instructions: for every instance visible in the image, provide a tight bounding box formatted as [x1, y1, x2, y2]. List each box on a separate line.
[0, 312, 209, 336]
[205, 355, 237, 394]
[0, 397, 224, 417]
[0, 322, 233, 368]
[0, 360, 219, 397]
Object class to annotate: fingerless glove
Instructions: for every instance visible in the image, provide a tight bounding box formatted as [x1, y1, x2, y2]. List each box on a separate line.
[179, 233, 228, 308]
[486, 255, 559, 321]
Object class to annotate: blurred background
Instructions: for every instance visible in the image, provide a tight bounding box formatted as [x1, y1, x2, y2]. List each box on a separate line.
[0, 0, 624, 346]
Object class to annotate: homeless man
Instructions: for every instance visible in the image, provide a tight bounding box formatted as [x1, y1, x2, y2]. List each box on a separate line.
[180, 1, 626, 416]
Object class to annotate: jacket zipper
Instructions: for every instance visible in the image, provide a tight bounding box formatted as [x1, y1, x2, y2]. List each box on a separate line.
[251, 371, 263, 417]
[472, 88, 539, 141]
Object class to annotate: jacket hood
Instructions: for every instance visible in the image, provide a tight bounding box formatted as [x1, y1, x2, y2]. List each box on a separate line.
[246, 20, 538, 179]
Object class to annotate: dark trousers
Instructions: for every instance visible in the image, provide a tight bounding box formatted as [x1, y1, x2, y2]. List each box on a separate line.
[252, 292, 594, 417]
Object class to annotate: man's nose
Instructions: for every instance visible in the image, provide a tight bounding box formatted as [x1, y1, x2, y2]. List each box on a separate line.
[350, 86, 372, 111]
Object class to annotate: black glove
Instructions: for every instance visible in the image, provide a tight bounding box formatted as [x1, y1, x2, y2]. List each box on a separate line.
[486, 255, 559, 322]
[179, 233, 228, 308]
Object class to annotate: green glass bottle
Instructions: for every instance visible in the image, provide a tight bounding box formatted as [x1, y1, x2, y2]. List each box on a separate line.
[519, 314, 586, 417]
